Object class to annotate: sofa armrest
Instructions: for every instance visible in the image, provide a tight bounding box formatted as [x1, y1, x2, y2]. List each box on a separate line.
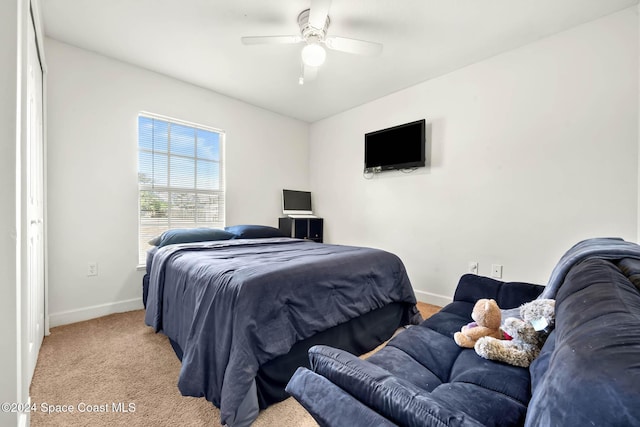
[286, 367, 398, 427]
[453, 274, 544, 309]
[307, 345, 484, 427]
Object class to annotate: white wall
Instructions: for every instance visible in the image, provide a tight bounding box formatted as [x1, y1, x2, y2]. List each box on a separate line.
[46, 39, 309, 326]
[310, 8, 639, 305]
[0, 1, 20, 425]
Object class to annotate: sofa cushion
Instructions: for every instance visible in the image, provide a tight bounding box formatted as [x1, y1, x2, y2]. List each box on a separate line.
[423, 302, 475, 336]
[308, 345, 485, 427]
[454, 274, 544, 309]
[448, 350, 532, 405]
[430, 383, 527, 427]
[526, 258, 640, 426]
[365, 346, 443, 393]
[285, 367, 398, 427]
[366, 326, 461, 391]
[367, 316, 534, 399]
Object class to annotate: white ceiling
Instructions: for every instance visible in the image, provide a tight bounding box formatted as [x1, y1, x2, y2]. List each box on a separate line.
[42, 0, 638, 123]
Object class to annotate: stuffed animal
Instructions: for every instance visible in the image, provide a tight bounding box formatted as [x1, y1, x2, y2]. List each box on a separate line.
[520, 298, 556, 336]
[474, 299, 555, 367]
[454, 298, 503, 348]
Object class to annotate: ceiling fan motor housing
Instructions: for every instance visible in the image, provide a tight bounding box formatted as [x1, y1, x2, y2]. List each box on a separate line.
[298, 9, 330, 41]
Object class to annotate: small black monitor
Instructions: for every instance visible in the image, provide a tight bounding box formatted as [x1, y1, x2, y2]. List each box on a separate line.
[282, 189, 312, 215]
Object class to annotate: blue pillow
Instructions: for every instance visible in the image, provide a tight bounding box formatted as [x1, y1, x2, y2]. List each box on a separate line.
[149, 228, 235, 247]
[225, 224, 286, 239]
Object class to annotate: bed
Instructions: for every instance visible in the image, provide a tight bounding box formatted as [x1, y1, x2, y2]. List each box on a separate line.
[143, 227, 421, 427]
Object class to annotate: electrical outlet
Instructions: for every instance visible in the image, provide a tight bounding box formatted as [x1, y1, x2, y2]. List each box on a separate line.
[468, 261, 479, 275]
[491, 264, 503, 279]
[87, 262, 98, 277]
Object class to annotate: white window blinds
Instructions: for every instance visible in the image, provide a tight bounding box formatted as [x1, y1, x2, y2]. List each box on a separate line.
[138, 113, 225, 264]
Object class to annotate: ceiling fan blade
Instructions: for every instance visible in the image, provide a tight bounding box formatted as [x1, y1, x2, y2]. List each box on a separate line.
[308, 0, 332, 30]
[325, 36, 383, 56]
[303, 64, 318, 82]
[241, 35, 302, 45]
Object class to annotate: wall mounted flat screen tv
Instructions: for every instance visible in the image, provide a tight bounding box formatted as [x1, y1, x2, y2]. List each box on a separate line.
[364, 119, 425, 172]
[282, 189, 313, 215]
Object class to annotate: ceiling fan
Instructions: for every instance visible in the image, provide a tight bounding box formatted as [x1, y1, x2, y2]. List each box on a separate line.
[241, 0, 383, 84]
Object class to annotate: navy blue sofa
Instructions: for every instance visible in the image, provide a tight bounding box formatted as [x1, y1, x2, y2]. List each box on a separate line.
[286, 258, 640, 426]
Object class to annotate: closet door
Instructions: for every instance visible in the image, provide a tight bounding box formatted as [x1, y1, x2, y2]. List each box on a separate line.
[26, 8, 45, 384]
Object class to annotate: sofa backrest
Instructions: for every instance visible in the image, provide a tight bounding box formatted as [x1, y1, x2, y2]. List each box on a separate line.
[453, 274, 544, 309]
[526, 258, 640, 426]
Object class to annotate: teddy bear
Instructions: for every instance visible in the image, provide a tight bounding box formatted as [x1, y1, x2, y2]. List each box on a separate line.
[474, 299, 555, 367]
[454, 298, 503, 348]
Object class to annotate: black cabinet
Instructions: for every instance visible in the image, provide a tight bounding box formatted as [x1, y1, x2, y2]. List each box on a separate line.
[279, 217, 323, 243]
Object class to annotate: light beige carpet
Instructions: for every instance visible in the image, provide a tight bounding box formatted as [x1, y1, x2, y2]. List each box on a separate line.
[30, 302, 440, 426]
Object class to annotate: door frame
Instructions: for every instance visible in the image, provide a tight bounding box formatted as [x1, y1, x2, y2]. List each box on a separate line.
[17, 0, 48, 425]
[30, 0, 49, 338]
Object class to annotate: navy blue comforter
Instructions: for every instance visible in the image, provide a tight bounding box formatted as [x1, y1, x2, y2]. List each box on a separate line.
[144, 237, 420, 425]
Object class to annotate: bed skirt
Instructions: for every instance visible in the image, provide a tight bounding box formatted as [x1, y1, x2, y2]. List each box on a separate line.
[167, 302, 406, 412]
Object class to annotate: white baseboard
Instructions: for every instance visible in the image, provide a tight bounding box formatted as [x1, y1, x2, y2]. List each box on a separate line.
[414, 289, 452, 307]
[49, 297, 144, 327]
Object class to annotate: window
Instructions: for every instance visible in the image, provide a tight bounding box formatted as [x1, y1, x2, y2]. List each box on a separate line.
[138, 113, 224, 264]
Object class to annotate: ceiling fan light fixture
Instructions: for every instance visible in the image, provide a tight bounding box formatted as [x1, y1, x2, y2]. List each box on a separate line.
[301, 43, 326, 67]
